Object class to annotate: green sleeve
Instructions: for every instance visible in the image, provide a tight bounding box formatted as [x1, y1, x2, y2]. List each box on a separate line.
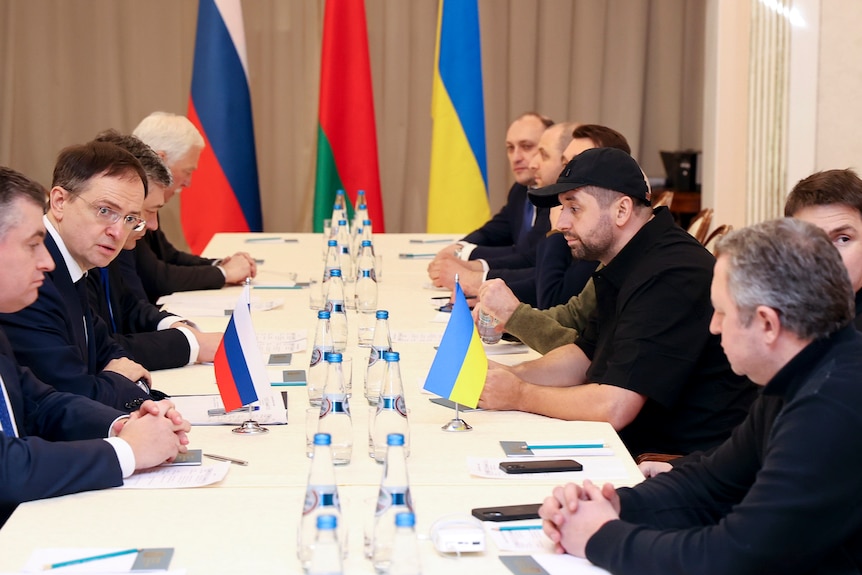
[505, 278, 596, 355]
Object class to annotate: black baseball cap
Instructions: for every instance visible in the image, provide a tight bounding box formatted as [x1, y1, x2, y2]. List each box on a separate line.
[528, 147, 652, 208]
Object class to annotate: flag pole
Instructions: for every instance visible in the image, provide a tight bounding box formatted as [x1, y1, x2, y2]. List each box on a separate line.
[232, 279, 269, 435]
[441, 273, 473, 432]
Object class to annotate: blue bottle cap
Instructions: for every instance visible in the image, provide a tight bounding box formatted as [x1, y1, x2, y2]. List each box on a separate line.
[387, 433, 405, 446]
[330, 268, 342, 277]
[395, 512, 415, 528]
[359, 203, 367, 209]
[338, 219, 348, 226]
[324, 352, 342, 363]
[317, 514, 338, 530]
[363, 219, 372, 225]
[361, 240, 372, 247]
[376, 310, 389, 319]
[336, 189, 345, 196]
[327, 239, 337, 246]
[313, 433, 332, 445]
[317, 310, 331, 319]
[383, 351, 400, 362]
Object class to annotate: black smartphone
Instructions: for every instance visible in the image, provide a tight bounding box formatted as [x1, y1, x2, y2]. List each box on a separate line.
[499, 459, 583, 474]
[471, 503, 541, 522]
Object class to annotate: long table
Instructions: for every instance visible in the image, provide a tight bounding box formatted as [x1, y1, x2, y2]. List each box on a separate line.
[0, 233, 643, 574]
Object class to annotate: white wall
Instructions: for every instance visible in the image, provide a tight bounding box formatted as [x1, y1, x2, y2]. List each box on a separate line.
[816, 0, 862, 173]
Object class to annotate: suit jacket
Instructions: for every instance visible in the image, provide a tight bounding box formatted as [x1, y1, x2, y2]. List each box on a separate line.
[0, 234, 149, 410]
[0, 329, 123, 525]
[87, 250, 192, 371]
[134, 227, 225, 303]
[462, 183, 551, 269]
[515, 232, 598, 309]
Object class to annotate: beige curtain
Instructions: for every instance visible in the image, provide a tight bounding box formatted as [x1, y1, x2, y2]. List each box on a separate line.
[0, 0, 704, 248]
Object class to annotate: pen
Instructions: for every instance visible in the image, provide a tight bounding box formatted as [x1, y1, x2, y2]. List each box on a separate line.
[431, 295, 477, 300]
[398, 253, 436, 259]
[253, 285, 304, 290]
[203, 453, 249, 466]
[208, 406, 261, 416]
[44, 548, 139, 570]
[526, 443, 605, 449]
[494, 525, 543, 532]
[245, 237, 299, 243]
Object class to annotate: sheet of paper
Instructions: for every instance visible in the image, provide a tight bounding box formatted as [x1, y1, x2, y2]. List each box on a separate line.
[156, 294, 283, 317]
[256, 331, 307, 354]
[391, 331, 443, 344]
[168, 394, 288, 425]
[120, 461, 230, 489]
[467, 457, 629, 482]
[19, 548, 186, 574]
[431, 312, 451, 323]
[486, 523, 552, 552]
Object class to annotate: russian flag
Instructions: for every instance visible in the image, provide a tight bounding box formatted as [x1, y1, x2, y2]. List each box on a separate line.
[182, 0, 262, 254]
[423, 283, 487, 408]
[427, 0, 490, 233]
[214, 285, 271, 412]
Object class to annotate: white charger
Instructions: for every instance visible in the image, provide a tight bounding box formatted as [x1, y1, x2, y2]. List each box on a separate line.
[428, 515, 486, 554]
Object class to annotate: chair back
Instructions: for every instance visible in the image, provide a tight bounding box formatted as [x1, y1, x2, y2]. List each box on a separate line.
[652, 190, 674, 209]
[687, 208, 713, 244]
[704, 224, 732, 254]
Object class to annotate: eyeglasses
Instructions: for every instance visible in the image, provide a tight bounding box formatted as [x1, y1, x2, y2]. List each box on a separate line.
[75, 195, 146, 232]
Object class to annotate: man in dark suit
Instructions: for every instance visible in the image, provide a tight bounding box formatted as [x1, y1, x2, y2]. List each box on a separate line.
[0, 166, 191, 526]
[87, 131, 221, 370]
[131, 111, 256, 303]
[0, 141, 154, 411]
[427, 113, 553, 302]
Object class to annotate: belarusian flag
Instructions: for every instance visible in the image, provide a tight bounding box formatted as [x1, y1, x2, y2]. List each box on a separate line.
[313, 0, 384, 232]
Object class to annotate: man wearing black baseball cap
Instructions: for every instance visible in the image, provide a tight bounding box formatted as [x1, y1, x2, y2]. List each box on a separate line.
[478, 148, 756, 458]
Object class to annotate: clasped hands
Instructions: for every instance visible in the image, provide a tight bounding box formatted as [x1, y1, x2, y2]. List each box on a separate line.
[114, 399, 192, 470]
[539, 480, 621, 558]
[219, 251, 258, 284]
[427, 244, 483, 292]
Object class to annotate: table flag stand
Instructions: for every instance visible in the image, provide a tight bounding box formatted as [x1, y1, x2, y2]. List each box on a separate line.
[441, 402, 472, 432]
[232, 404, 269, 434]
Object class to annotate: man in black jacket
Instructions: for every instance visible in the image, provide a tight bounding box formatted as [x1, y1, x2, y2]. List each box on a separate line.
[540, 218, 862, 574]
[88, 131, 221, 370]
[131, 111, 256, 303]
[0, 142, 154, 410]
[427, 112, 552, 300]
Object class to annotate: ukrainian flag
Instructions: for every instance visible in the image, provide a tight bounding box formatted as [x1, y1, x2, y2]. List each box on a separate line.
[427, 0, 490, 233]
[423, 283, 487, 408]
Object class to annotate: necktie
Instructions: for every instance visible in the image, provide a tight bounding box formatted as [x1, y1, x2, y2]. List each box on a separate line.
[0, 375, 17, 438]
[518, 200, 534, 244]
[99, 267, 118, 333]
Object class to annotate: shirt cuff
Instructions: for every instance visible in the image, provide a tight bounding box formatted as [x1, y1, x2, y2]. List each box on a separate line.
[103, 437, 136, 478]
[173, 326, 200, 365]
[215, 265, 227, 278]
[457, 242, 478, 260]
[478, 259, 490, 273]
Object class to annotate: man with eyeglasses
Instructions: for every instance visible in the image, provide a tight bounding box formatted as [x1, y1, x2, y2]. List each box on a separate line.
[86, 130, 222, 371]
[0, 141, 156, 411]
